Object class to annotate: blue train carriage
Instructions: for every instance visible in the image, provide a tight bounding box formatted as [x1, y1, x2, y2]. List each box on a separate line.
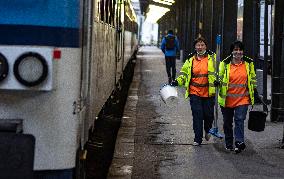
[90, 0, 121, 122]
[88, 0, 138, 130]
[0, 0, 138, 178]
[79, 0, 138, 178]
[0, 0, 84, 178]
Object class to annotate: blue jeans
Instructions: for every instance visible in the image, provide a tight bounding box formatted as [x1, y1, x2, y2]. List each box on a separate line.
[221, 105, 248, 147]
[189, 94, 214, 144]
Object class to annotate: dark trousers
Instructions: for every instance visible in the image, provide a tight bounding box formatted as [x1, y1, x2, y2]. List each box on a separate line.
[189, 94, 215, 144]
[221, 105, 248, 147]
[165, 56, 176, 83]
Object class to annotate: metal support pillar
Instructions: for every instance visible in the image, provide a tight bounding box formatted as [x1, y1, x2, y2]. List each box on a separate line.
[222, 0, 238, 57]
[271, 0, 284, 122]
[185, 0, 194, 55]
[212, 0, 223, 53]
[212, 0, 237, 57]
[243, 0, 260, 59]
[182, 0, 190, 60]
[179, 0, 184, 47]
[190, 0, 197, 48]
[176, 0, 185, 52]
[139, 16, 143, 45]
[196, 0, 202, 37]
[157, 23, 162, 46]
[203, 0, 214, 49]
[263, 0, 268, 106]
[212, 0, 223, 54]
[179, 0, 189, 61]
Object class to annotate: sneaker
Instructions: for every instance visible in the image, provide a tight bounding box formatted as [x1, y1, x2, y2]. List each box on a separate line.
[225, 146, 234, 151]
[193, 142, 201, 146]
[235, 142, 246, 154]
[168, 77, 172, 84]
[205, 133, 211, 141]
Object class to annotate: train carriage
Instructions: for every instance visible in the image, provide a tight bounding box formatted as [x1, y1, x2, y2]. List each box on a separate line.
[0, 0, 138, 178]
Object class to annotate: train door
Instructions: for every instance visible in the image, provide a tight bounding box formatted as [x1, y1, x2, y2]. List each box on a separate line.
[115, 0, 125, 84]
[79, 0, 93, 145]
[80, 0, 93, 148]
[76, 0, 93, 178]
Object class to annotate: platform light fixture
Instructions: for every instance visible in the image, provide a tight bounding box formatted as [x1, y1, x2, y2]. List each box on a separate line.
[152, 0, 175, 6]
[145, 4, 170, 23]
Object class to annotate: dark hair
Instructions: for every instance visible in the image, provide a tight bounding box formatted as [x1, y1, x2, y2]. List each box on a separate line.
[230, 41, 244, 52]
[193, 36, 207, 47]
[168, 30, 173, 34]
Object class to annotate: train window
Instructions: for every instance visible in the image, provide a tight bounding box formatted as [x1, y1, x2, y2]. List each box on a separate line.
[95, 0, 100, 21]
[124, 0, 138, 32]
[97, 0, 116, 25]
[100, 0, 105, 22]
[0, 53, 9, 82]
[13, 52, 48, 87]
[109, 0, 116, 26]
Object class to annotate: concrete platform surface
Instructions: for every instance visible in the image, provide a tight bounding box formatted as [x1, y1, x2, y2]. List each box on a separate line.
[108, 46, 284, 179]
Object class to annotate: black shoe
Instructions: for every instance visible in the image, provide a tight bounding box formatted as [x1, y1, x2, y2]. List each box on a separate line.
[235, 141, 246, 154]
[168, 77, 172, 84]
[225, 145, 234, 151]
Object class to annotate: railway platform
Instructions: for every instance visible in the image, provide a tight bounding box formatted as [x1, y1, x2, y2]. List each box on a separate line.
[108, 46, 284, 179]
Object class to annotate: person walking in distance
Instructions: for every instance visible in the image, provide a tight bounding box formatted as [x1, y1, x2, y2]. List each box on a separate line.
[217, 41, 258, 153]
[161, 30, 180, 84]
[171, 37, 217, 146]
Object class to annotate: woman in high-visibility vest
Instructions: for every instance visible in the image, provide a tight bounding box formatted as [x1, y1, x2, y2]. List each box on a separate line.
[172, 37, 216, 146]
[218, 41, 257, 153]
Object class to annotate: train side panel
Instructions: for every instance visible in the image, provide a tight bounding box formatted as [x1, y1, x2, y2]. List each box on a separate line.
[0, 47, 81, 170]
[124, 31, 133, 68]
[0, 0, 138, 177]
[90, 22, 117, 119]
[0, 0, 83, 174]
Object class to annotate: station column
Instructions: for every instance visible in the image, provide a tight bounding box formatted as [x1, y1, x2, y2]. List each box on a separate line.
[272, 0, 284, 122]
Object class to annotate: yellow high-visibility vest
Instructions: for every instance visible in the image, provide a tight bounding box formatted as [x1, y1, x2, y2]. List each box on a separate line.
[176, 52, 217, 98]
[218, 55, 257, 107]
